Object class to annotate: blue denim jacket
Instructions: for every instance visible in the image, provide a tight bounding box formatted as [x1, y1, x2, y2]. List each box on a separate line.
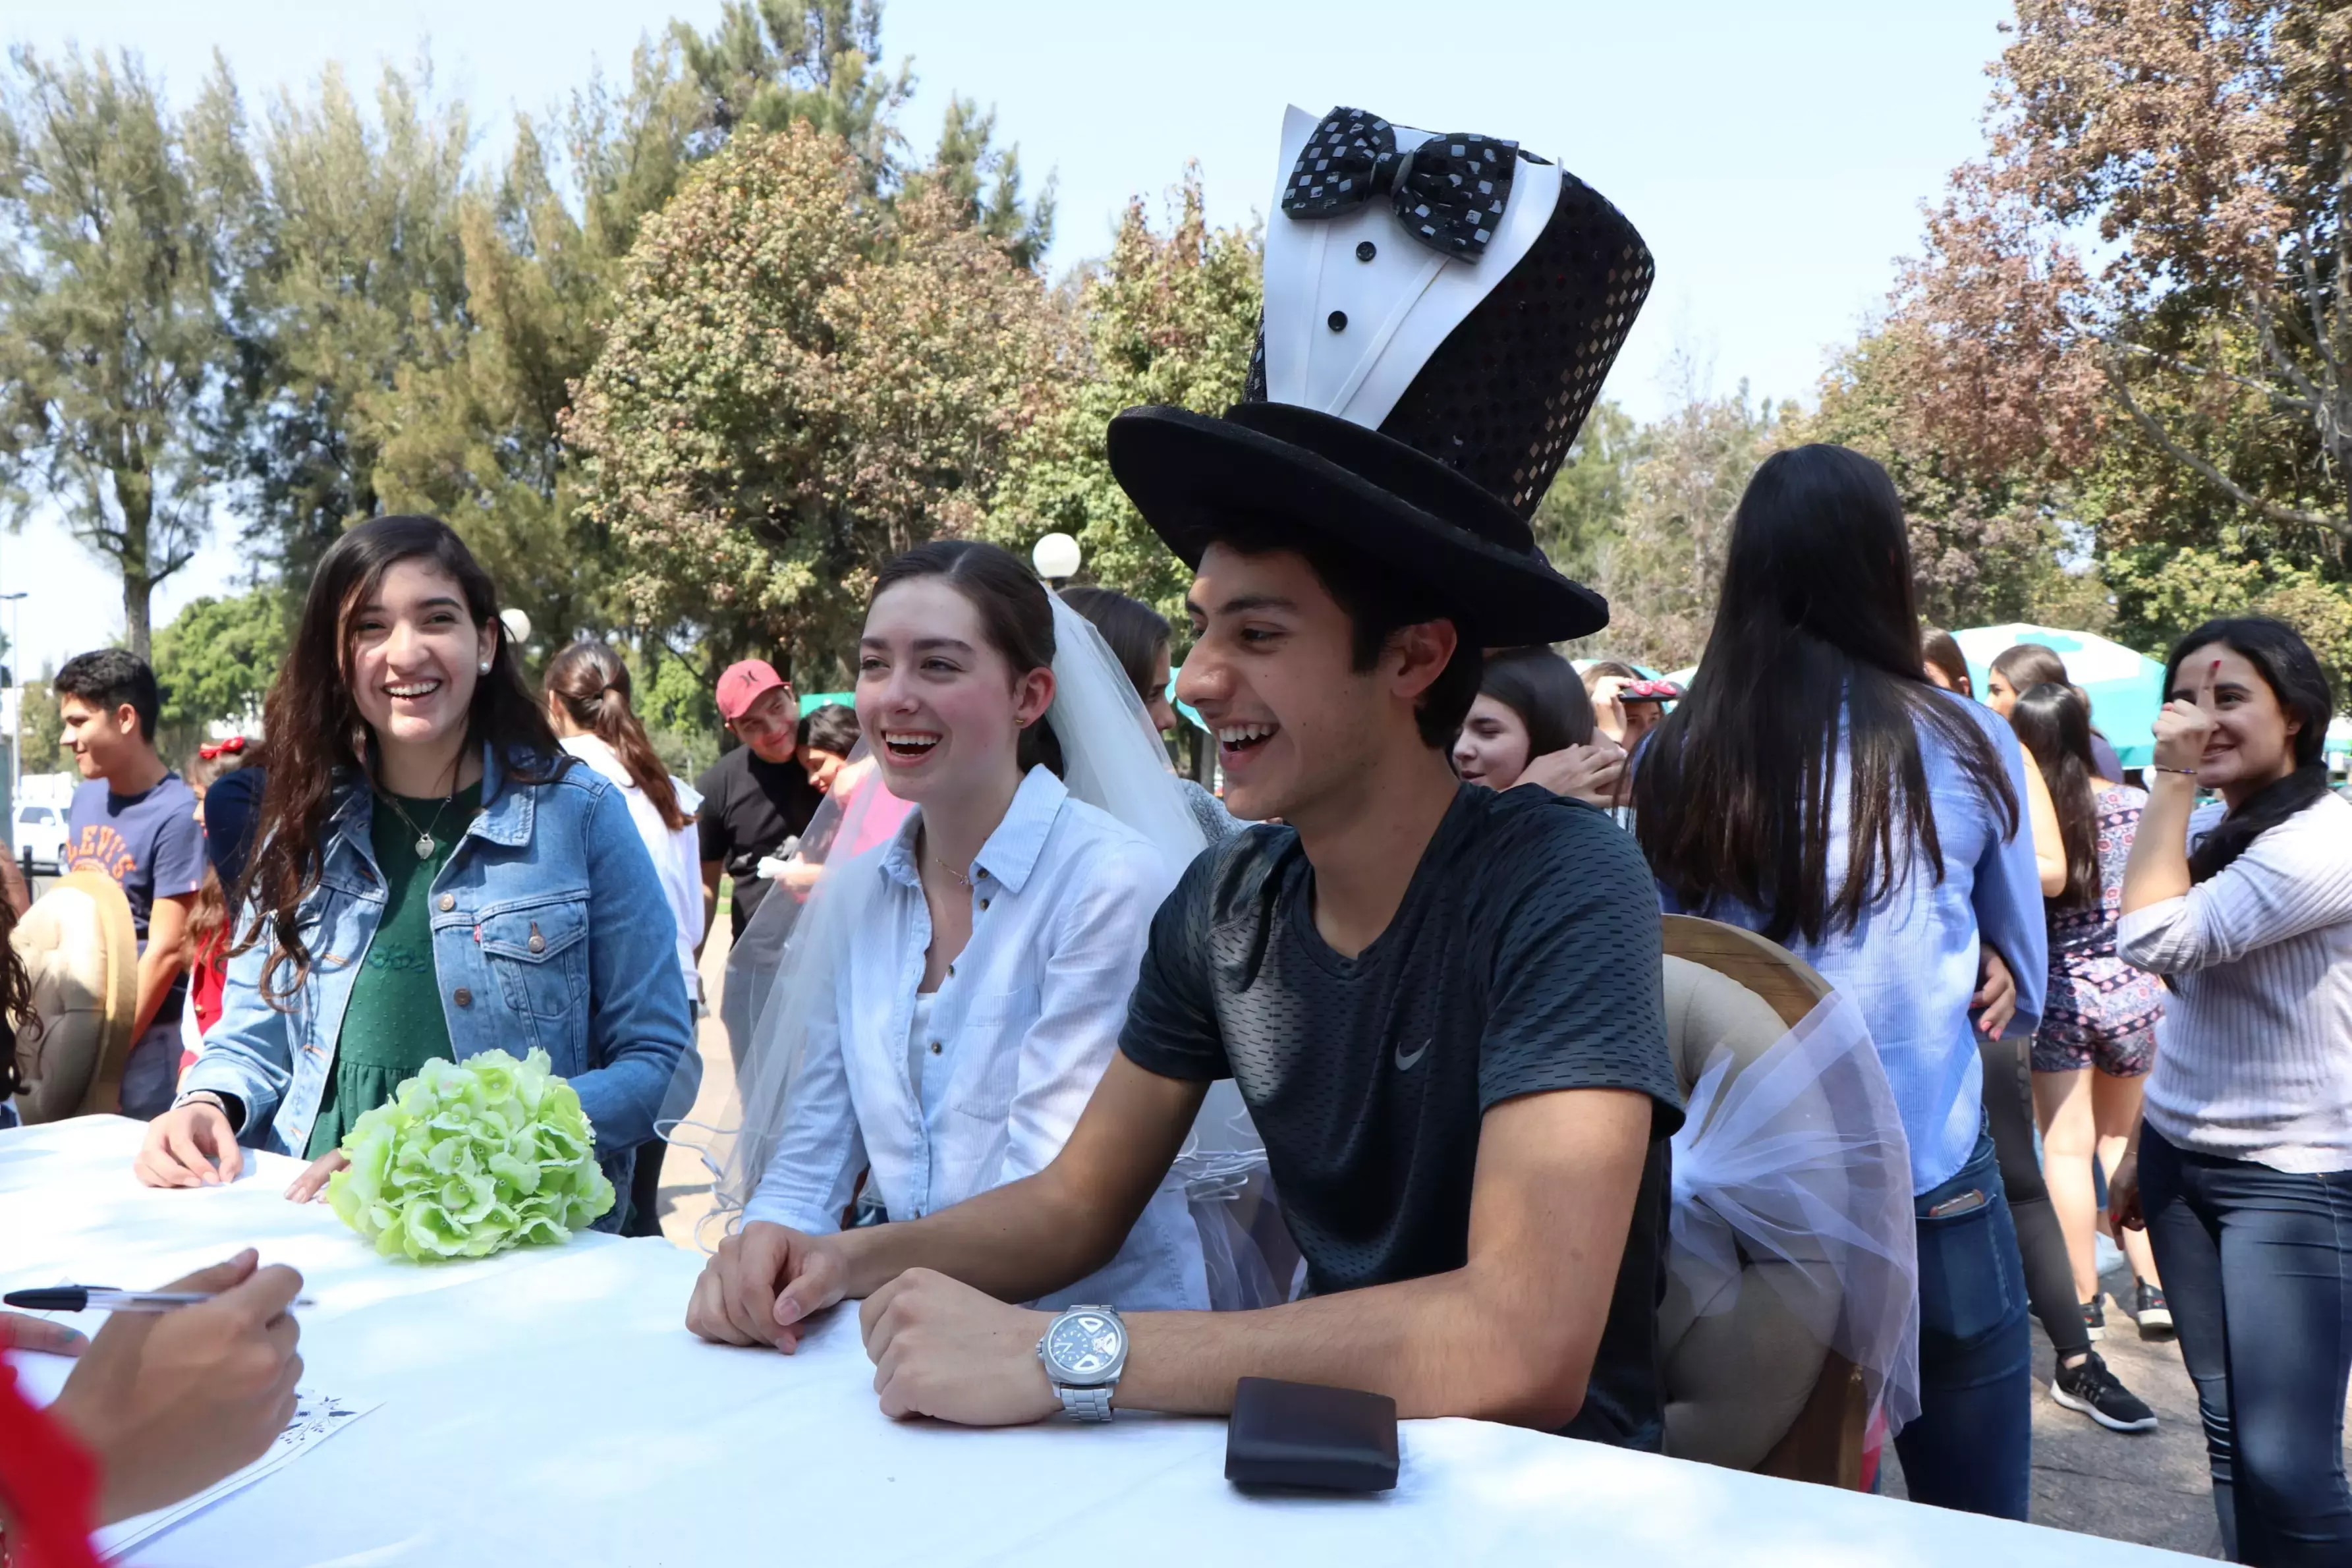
[182, 744, 696, 1211]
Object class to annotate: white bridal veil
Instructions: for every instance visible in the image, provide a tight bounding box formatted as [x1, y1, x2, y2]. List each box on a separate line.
[677, 596, 1278, 1306]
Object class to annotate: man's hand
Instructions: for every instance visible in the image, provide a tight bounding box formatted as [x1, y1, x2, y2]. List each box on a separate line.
[1973, 945, 2019, 1037]
[1511, 739, 1627, 808]
[685, 1220, 852, 1351]
[860, 1270, 1057, 1424]
[51, 1250, 304, 1525]
[134, 1101, 245, 1187]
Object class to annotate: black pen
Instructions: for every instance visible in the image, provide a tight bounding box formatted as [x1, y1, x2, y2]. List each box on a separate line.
[4, 1286, 317, 1314]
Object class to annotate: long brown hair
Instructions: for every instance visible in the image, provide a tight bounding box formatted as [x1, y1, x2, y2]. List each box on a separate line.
[237, 516, 563, 1002]
[545, 640, 690, 831]
[1633, 445, 2019, 945]
[2005, 683, 2099, 909]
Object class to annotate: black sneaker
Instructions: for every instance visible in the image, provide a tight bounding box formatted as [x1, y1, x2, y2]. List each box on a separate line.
[2135, 1281, 2175, 1341]
[2052, 1352, 2158, 1433]
[2080, 1295, 2106, 1342]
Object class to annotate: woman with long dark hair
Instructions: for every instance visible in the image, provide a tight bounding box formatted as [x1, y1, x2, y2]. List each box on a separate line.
[2003, 684, 2167, 1426]
[2009, 686, 2168, 1321]
[130, 517, 692, 1219]
[1632, 444, 2048, 1519]
[2112, 617, 2352, 1563]
[690, 541, 1215, 1341]
[1989, 642, 2126, 783]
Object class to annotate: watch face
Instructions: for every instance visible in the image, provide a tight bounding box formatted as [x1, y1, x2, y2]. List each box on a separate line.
[1046, 1310, 1123, 1380]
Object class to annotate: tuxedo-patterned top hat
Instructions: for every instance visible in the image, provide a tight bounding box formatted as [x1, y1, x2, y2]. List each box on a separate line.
[1108, 105, 1654, 644]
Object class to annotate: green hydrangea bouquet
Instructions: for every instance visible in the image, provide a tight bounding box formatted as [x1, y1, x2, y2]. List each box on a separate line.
[325, 1048, 615, 1261]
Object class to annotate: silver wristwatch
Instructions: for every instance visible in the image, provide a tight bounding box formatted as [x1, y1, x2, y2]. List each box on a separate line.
[1036, 1304, 1127, 1420]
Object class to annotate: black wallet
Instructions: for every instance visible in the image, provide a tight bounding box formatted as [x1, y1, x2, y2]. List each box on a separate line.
[1224, 1377, 1400, 1492]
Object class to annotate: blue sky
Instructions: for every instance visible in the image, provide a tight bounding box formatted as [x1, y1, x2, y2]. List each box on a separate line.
[3, 0, 2015, 670]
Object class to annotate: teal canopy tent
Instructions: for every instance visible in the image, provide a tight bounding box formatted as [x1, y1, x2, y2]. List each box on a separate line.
[1952, 625, 2168, 769]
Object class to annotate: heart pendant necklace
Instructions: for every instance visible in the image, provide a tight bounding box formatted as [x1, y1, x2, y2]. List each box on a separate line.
[377, 785, 458, 859]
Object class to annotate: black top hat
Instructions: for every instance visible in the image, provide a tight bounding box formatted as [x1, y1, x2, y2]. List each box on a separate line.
[1108, 105, 1654, 644]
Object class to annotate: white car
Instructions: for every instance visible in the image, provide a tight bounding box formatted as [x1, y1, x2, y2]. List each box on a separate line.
[12, 801, 69, 873]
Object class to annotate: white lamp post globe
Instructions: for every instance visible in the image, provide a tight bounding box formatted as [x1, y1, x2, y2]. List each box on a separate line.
[498, 607, 532, 646]
[1031, 532, 1082, 582]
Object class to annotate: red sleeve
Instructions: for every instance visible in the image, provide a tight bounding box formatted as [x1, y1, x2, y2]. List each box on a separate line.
[0, 1351, 105, 1568]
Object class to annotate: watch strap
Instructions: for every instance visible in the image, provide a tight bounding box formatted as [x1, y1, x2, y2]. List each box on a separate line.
[1055, 1383, 1115, 1421]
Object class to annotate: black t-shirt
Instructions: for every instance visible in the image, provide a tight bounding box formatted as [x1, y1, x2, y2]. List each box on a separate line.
[1121, 784, 1684, 1449]
[695, 745, 824, 938]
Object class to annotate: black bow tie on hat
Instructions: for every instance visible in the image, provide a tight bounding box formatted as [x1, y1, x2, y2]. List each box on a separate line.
[1280, 107, 1520, 261]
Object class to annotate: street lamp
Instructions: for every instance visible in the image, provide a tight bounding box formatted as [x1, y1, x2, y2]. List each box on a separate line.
[1031, 532, 1082, 588]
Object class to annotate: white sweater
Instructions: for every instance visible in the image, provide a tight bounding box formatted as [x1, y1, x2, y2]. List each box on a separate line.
[2117, 791, 2352, 1172]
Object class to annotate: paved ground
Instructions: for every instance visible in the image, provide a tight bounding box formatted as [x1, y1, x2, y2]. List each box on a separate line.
[654, 918, 2342, 1555]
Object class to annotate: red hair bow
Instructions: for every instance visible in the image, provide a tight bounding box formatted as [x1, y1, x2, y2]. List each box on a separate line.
[198, 735, 247, 761]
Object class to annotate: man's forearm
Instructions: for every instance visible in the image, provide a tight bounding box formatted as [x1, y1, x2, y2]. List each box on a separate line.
[835, 1166, 1127, 1304]
[130, 950, 184, 1038]
[1115, 1262, 1588, 1429]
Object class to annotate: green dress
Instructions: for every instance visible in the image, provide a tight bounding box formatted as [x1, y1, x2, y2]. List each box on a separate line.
[305, 783, 483, 1160]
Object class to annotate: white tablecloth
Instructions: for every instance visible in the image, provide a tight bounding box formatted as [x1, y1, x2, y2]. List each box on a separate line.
[3, 1117, 2197, 1567]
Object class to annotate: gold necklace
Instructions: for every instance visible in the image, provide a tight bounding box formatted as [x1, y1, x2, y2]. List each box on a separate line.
[918, 826, 973, 889]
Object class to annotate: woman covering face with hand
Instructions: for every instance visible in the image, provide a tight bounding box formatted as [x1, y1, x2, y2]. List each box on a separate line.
[688, 542, 1215, 1349]
[134, 516, 692, 1216]
[1453, 646, 1617, 805]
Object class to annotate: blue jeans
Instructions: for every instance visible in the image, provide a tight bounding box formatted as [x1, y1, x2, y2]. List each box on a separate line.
[2141, 1123, 2352, 1565]
[1892, 1128, 2033, 1519]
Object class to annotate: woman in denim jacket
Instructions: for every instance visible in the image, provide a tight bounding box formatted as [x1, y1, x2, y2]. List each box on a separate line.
[134, 517, 692, 1226]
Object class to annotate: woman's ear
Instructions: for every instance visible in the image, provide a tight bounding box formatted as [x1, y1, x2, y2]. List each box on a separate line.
[478, 621, 499, 675]
[1013, 666, 1055, 729]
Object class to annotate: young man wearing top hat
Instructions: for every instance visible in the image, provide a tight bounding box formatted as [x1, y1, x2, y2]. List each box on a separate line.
[689, 107, 1683, 1447]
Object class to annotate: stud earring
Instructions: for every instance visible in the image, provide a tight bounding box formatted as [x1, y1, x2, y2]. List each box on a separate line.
[478, 659, 492, 674]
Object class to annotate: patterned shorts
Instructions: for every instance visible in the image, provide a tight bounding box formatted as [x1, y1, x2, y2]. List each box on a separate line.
[2031, 1021, 2156, 1078]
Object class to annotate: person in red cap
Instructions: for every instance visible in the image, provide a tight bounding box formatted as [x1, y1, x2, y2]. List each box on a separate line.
[696, 659, 826, 945]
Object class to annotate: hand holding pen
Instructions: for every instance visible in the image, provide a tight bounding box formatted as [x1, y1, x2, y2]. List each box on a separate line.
[29, 1250, 307, 1525]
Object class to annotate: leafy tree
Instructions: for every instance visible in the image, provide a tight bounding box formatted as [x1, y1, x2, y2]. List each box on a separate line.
[566, 123, 1070, 675]
[1531, 400, 1637, 590]
[150, 587, 290, 754]
[904, 95, 1053, 267]
[675, 0, 911, 181]
[215, 59, 471, 587]
[0, 47, 250, 658]
[982, 168, 1261, 622]
[1574, 367, 1791, 669]
[1799, 323, 2102, 632]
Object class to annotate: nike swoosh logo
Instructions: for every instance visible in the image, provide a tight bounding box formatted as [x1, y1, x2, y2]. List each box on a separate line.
[1395, 1038, 1430, 1071]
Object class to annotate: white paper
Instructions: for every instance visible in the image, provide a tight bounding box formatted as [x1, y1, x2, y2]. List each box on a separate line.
[94, 1387, 379, 1561]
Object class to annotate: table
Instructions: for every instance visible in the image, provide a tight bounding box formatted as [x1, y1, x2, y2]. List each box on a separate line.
[4, 1117, 2198, 1566]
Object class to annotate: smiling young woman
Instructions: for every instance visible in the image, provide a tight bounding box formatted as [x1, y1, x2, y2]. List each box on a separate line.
[2111, 617, 2352, 1561]
[690, 539, 1216, 1337]
[134, 517, 694, 1227]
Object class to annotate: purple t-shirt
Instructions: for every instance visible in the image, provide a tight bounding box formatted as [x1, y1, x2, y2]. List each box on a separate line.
[67, 772, 204, 945]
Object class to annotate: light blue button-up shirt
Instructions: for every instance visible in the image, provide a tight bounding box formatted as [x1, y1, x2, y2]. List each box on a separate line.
[746, 766, 1210, 1310]
[1659, 693, 2048, 1193]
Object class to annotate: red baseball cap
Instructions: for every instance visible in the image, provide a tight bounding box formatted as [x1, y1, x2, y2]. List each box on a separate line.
[715, 659, 791, 723]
